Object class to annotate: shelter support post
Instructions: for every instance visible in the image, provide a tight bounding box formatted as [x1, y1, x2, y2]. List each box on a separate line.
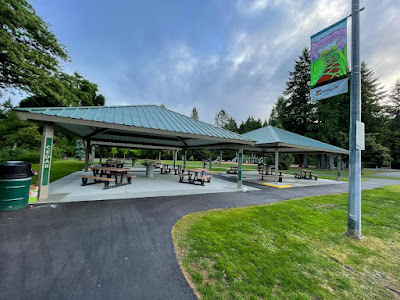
[91, 145, 95, 166]
[99, 146, 103, 164]
[219, 150, 222, 165]
[183, 150, 187, 171]
[274, 148, 279, 184]
[173, 150, 176, 165]
[237, 147, 243, 189]
[38, 123, 54, 200]
[303, 154, 309, 168]
[84, 138, 91, 172]
[209, 152, 212, 171]
[330, 154, 335, 171]
[337, 154, 342, 181]
[159, 151, 161, 161]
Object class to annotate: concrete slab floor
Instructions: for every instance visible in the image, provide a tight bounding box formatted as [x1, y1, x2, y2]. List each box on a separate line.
[219, 171, 345, 188]
[41, 168, 260, 203]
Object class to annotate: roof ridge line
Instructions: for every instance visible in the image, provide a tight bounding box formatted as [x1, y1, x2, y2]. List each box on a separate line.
[268, 126, 281, 143]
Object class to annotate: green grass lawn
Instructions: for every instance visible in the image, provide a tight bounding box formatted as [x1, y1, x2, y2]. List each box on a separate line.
[173, 185, 400, 299]
[287, 167, 400, 181]
[31, 159, 85, 184]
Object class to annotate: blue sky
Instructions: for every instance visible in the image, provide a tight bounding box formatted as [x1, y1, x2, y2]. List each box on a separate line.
[30, 0, 400, 124]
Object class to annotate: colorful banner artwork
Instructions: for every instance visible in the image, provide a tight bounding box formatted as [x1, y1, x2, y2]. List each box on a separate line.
[310, 18, 348, 101]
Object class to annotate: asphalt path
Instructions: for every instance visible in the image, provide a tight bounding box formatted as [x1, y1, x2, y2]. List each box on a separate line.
[0, 177, 398, 300]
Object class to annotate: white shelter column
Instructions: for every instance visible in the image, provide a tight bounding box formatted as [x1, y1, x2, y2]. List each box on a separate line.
[84, 138, 91, 172]
[38, 123, 54, 200]
[237, 147, 243, 189]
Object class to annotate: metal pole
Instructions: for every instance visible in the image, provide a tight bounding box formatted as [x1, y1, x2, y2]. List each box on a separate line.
[219, 150, 222, 165]
[173, 150, 176, 166]
[274, 148, 279, 184]
[348, 0, 362, 238]
[237, 147, 243, 189]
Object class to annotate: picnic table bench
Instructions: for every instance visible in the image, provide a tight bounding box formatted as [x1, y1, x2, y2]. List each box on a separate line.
[79, 175, 116, 189]
[80, 166, 134, 189]
[178, 168, 212, 186]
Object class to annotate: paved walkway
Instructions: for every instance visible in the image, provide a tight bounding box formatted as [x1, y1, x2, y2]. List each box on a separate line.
[0, 178, 398, 300]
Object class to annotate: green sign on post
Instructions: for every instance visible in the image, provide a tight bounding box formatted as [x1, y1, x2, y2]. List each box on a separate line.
[42, 137, 52, 186]
[238, 152, 243, 181]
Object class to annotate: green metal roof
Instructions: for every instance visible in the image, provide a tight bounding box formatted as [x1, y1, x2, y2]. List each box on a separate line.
[242, 126, 348, 154]
[14, 105, 254, 149]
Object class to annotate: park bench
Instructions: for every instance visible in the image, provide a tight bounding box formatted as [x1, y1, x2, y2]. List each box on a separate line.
[294, 172, 301, 179]
[79, 175, 115, 189]
[123, 174, 137, 184]
[312, 174, 318, 180]
[198, 175, 212, 186]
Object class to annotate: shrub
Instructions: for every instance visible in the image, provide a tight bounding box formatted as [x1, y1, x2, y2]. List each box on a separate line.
[0, 147, 41, 164]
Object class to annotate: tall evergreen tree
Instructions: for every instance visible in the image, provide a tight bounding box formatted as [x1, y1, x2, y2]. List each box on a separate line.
[190, 107, 199, 120]
[360, 62, 387, 138]
[223, 117, 239, 133]
[238, 116, 263, 134]
[215, 109, 230, 128]
[388, 79, 400, 131]
[270, 48, 315, 136]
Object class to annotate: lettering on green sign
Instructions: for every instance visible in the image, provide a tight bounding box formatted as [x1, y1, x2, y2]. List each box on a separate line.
[42, 137, 52, 186]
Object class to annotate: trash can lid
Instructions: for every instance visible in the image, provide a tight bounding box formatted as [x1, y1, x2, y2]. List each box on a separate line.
[0, 161, 33, 179]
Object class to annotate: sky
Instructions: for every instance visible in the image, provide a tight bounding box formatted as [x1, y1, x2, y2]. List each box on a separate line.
[30, 0, 400, 124]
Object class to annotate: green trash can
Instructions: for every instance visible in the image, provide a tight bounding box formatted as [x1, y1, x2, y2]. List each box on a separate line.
[0, 161, 33, 212]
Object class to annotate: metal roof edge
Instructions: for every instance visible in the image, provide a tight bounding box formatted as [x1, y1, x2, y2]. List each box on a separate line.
[15, 110, 256, 146]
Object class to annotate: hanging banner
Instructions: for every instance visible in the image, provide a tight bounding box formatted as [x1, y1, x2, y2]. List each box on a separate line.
[311, 18, 348, 102]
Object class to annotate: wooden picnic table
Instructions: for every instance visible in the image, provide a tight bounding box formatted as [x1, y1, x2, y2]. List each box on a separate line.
[178, 168, 211, 186]
[90, 166, 131, 185]
[297, 169, 313, 179]
[226, 166, 238, 174]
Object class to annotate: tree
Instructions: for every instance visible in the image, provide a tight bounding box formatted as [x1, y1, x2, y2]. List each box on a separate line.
[74, 140, 85, 161]
[238, 116, 263, 134]
[160, 104, 166, 109]
[360, 62, 387, 139]
[0, 98, 41, 149]
[215, 109, 230, 128]
[388, 79, 400, 131]
[268, 48, 314, 136]
[223, 117, 239, 133]
[0, 0, 69, 96]
[190, 107, 199, 120]
[363, 134, 392, 168]
[19, 72, 106, 107]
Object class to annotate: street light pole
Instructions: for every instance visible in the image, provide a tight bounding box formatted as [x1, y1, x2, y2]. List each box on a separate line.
[348, 0, 362, 238]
